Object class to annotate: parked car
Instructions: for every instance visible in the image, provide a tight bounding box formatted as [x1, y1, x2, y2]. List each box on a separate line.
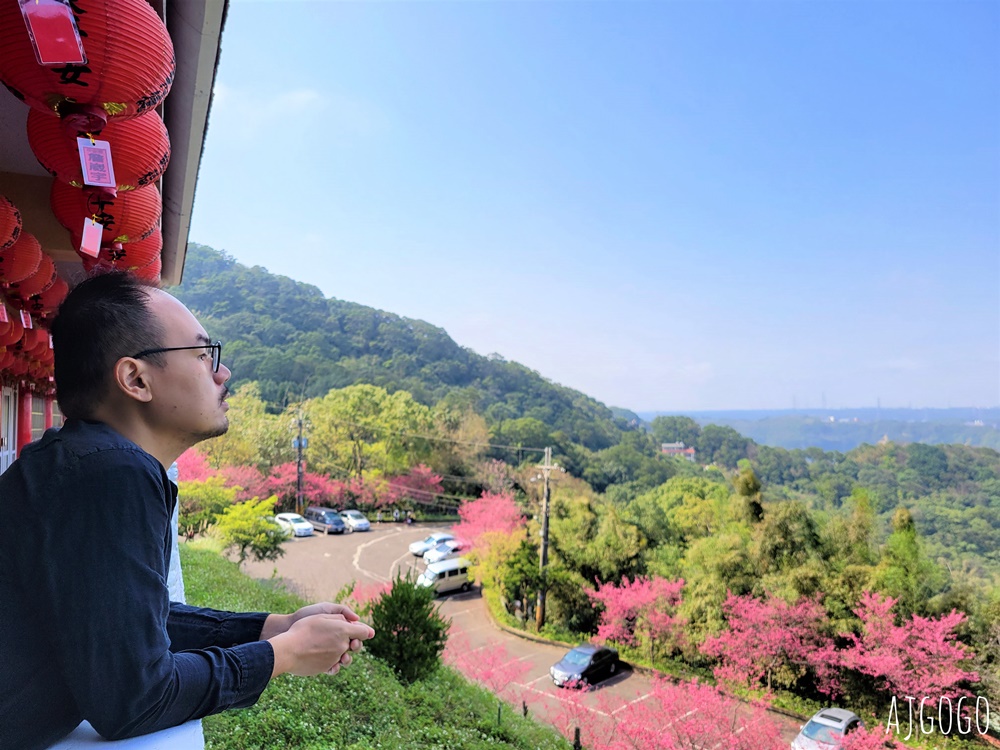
[790, 708, 864, 750]
[549, 644, 619, 688]
[339, 509, 371, 532]
[416, 557, 471, 595]
[423, 539, 466, 564]
[275, 512, 314, 537]
[305, 506, 346, 534]
[409, 532, 455, 556]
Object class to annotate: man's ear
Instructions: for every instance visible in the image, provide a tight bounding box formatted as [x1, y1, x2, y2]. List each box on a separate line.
[113, 357, 154, 404]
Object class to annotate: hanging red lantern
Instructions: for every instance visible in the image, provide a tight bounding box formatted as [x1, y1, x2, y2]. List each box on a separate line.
[0, 195, 22, 251]
[0, 312, 22, 348]
[76, 227, 161, 271]
[7, 356, 30, 377]
[133, 253, 161, 283]
[0, 232, 42, 285]
[28, 109, 171, 192]
[0, 348, 13, 372]
[6, 253, 56, 299]
[29, 276, 69, 317]
[52, 181, 160, 244]
[0, 0, 175, 132]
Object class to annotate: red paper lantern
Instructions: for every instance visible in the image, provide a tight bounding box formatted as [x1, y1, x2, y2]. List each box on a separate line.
[52, 181, 160, 244]
[0, 232, 42, 285]
[0, 0, 175, 131]
[133, 253, 162, 283]
[78, 227, 161, 271]
[28, 109, 171, 192]
[7, 253, 56, 299]
[0, 195, 22, 250]
[30, 276, 70, 316]
[7, 356, 30, 377]
[0, 313, 22, 348]
[0, 348, 13, 371]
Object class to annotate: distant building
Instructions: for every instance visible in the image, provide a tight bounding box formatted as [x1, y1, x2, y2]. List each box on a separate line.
[661, 441, 696, 462]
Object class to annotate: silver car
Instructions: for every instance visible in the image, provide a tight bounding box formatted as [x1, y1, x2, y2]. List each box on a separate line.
[791, 708, 864, 750]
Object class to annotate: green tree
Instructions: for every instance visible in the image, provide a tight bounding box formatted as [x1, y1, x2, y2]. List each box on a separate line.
[650, 415, 702, 449]
[871, 507, 947, 617]
[367, 572, 450, 684]
[304, 384, 434, 477]
[201, 382, 295, 471]
[177, 476, 237, 540]
[213, 496, 286, 566]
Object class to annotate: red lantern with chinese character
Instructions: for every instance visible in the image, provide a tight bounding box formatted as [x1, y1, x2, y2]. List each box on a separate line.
[6, 252, 56, 299]
[0, 0, 175, 132]
[28, 109, 171, 193]
[29, 276, 69, 317]
[76, 227, 161, 271]
[52, 181, 160, 245]
[0, 232, 42, 285]
[0, 195, 22, 250]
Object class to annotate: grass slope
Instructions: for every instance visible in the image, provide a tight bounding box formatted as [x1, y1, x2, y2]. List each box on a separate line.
[180, 545, 570, 750]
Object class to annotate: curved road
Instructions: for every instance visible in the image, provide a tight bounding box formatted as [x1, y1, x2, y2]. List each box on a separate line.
[240, 522, 801, 745]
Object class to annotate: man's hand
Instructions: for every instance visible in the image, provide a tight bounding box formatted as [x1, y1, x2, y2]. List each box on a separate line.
[268, 614, 375, 678]
[260, 602, 362, 640]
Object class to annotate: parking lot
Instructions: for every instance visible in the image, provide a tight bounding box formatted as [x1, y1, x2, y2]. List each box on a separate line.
[238, 522, 800, 745]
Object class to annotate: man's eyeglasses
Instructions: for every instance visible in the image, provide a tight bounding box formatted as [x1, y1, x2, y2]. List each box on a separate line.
[130, 341, 223, 373]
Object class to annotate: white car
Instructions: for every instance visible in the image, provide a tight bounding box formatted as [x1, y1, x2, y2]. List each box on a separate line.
[423, 539, 466, 564]
[275, 512, 313, 537]
[409, 532, 455, 556]
[339, 509, 371, 532]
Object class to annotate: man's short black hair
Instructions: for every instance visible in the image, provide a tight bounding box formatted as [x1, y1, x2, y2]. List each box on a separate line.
[52, 271, 166, 419]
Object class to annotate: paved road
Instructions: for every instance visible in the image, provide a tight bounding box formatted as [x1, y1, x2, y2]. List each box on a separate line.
[240, 522, 801, 746]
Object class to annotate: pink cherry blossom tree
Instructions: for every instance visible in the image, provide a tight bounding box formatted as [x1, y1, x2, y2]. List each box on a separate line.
[216, 464, 268, 502]
[263, 462, 342, 511]
[443, 633, 531, 702]
[588, 576, 686, 662]
[176, 448, 215, 482]
[839, 591, 978, 702]
[451, 491, 525, 552]
[700, 592, 839, 697]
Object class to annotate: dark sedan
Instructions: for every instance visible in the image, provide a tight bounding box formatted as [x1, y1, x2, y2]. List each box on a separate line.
[549, 644, 619, 687]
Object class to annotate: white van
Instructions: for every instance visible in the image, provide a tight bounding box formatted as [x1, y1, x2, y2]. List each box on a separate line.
[417, 557, 472, 595]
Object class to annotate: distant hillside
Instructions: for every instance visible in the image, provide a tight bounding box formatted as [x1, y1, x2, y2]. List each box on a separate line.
[170, 244, 630, 451]
[639, 409, 1000, 452]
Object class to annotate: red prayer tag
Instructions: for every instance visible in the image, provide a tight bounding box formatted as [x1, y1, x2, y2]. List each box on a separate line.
[0, 307, 8, 324]
[20, 311, 32, 329]
[19, 0, 86, 66]
[77, 138, 116, 189]
[79, 218, 102, 258]
[48, 334, 54, 349]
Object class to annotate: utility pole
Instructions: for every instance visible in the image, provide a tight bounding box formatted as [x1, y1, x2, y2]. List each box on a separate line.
[536, 446, 556, 630]
[293, 410, 307, 517]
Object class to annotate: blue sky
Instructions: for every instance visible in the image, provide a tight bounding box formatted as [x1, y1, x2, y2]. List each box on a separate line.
[189, 0, 999, 412]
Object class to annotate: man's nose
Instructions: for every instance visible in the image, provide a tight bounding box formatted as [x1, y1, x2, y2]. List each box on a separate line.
[215, 362, 232, 383]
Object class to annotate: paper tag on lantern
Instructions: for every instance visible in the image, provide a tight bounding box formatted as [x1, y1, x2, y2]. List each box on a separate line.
[20, 311, 32, 330]
[77, 138, 116, 189]
[79, 218, 102, 258]
[49, 334, 54, 349]
[19, 0, 86, 66]
[0, 307, 8, 324]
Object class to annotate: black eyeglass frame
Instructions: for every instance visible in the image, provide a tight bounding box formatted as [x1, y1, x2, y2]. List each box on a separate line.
[130, 341, 223, 373]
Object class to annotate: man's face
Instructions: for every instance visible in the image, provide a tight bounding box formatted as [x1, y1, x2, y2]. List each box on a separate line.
[143, 289, 232, 444]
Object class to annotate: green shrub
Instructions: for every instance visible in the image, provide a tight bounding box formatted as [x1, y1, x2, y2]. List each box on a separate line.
[213, 496, 287, 565]
[366, 572, 450, 684]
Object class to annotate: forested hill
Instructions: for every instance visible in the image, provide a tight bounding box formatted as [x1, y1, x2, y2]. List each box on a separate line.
[170, 244, 629, 451]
